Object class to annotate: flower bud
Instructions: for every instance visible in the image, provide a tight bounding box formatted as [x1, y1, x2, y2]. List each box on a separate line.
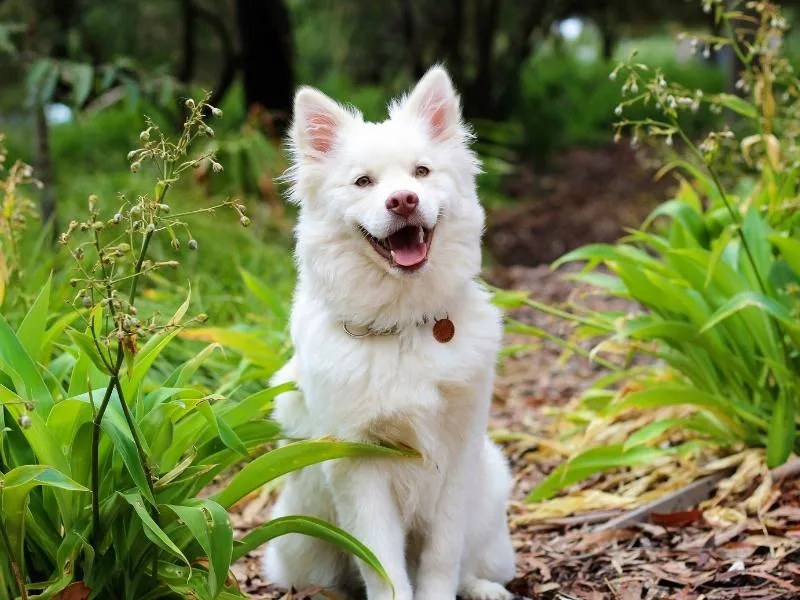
[146, 223, 156, 233]
[240, 216, 251, 227]
[171, 238, 180, 250]
[211, 107, 223, 117]
[19, 415, 31, 429]
[113, 213, 123, 224]
[188, 239, 198, 250]
[82, 296, 92, 308]
[185, 99, 195, 109]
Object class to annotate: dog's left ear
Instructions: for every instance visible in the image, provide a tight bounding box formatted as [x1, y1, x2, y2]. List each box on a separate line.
[401, 66, 461, 141]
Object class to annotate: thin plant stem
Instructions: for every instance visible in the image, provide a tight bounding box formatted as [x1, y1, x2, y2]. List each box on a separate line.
[90, 368, 120, 544]
[113, 378, 155, 497]
[90, 224, 157, 544]
[672, 125, 768, 293]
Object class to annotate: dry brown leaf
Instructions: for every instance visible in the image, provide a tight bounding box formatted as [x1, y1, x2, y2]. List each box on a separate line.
[54, 582, 91, 600]
[650, 509, 703, 528]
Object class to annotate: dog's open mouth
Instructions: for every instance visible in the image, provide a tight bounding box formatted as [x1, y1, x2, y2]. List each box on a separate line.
[360, 225, 434, 271]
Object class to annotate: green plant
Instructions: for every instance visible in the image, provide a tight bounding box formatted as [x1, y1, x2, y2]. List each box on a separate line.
[515, 0, 800, 502]
[0, 96, 407, 599]
[514, 53, 725, 164]
[0, 135, 52, 316]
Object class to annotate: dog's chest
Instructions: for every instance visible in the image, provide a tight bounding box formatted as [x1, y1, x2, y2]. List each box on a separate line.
[295, 304, 499, 434]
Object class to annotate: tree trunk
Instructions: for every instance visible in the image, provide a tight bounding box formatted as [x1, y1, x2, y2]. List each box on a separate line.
[178, 0, 197, 84]
[234, 0, 294, 137]
[599, 20, 617, 61]
[464, 0, 500, 118]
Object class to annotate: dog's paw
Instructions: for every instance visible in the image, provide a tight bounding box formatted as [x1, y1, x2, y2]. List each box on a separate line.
[458, 578, 513, 600]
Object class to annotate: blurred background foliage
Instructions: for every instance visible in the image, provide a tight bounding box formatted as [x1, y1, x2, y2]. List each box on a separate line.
[0, 0, 798, 354]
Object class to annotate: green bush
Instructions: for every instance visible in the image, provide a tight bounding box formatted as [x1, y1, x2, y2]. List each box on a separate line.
[515, 53, 725, 163]
[510, 0, 800, 501]
[0, 98, 405, 599]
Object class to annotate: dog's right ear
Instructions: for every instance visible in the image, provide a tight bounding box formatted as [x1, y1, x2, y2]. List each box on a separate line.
[291, 87, 354, 160]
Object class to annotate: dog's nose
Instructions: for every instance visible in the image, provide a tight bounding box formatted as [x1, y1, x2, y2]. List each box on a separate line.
[386, 190, 418, 217]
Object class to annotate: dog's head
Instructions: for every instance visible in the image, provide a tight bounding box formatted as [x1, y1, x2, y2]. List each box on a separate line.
[286, 66, 484, 326]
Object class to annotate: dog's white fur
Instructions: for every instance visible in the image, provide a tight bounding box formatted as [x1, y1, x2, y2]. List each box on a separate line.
[263, 66, 515, 600]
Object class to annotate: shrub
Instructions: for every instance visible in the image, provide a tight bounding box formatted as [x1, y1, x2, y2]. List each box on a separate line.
[515, 53, 725, 164]
[509, 0, 800, 501]
[0, 96, 405, 599]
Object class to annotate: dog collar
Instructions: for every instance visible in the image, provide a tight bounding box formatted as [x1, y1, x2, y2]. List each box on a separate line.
[342, 314, 455, 343]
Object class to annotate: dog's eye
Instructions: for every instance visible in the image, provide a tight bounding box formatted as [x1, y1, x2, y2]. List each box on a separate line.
[354, 175, 372, 187]
[415, 166, 430, 177]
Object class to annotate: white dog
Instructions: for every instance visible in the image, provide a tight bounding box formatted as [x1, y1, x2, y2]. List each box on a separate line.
[263, 66, 515, 600]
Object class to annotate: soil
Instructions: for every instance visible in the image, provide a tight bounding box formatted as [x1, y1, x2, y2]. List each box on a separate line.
[230, 147, 800, 599]
[485, 144, 669, 267]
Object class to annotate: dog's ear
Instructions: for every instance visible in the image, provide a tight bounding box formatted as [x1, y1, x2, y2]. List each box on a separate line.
[401, 66, 461, 141]
[291, 87, 354, 158]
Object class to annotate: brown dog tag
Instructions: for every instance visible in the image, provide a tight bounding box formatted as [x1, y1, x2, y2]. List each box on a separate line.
[432, 318, 455, 343]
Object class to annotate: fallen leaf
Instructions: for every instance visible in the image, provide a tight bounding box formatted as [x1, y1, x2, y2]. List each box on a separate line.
[650, 509, 702, 527]
[54, 582, 91, 600]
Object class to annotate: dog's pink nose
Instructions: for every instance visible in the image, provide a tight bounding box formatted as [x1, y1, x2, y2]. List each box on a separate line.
[386, 190, 418, 217]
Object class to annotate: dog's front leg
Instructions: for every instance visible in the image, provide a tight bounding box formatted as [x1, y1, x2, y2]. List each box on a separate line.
[412, 448, 473, 600]
[325, 460, 413, 600]
[414, 380, 491, 600]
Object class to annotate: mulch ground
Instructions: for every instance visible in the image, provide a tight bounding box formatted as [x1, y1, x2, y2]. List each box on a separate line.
[230, 146, 800, 599]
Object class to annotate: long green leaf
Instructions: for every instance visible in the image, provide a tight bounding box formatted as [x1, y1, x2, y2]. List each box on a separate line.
[526, 445, 668, 502]
[0, 465, 87, 580]
[167, 500, 232, 599]
[16, 273, 52, 360]
[232, 515, 390, 587]
[0, 315, 54, 415]
[213, 439, 417, 509]
[767, 393, 796, 468]
[121, 493, 188, 565]
[701, 291, 799, 333]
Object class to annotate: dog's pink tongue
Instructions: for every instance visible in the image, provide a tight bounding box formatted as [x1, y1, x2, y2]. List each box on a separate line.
[389, 226, 427, 267]
[392, 243, 427, 266]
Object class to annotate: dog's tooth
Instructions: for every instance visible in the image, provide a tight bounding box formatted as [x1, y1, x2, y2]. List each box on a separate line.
[390, 250, 396, 262]
[418, 227, 424, 244]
